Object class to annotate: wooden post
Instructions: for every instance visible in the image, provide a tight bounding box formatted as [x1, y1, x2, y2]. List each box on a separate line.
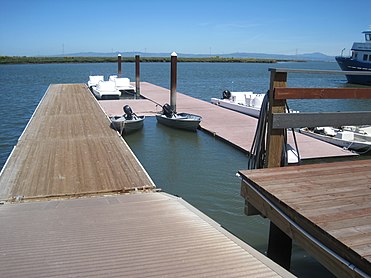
[117, 54, 122, 78]
[170, 52, 177, 112]
[244, 200, 260, 216]
[265, 69, 292, 270]
[267, 221, 292, 270]
[135, 55, 140, 97]
[266, 69, 287, 168]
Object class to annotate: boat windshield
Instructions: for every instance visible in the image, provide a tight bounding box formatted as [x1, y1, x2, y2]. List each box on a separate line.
[364, 31, 371, 42]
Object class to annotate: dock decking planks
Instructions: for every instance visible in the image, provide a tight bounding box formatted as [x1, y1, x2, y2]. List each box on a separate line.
[99, 82, 356, 160]
[0, 84, 294, 277]
[0, 192, 294, 277]
[239, 159, 371, 277]
[0, 84, 155, 201]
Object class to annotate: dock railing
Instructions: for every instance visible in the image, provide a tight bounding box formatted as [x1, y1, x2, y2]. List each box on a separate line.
[260, 68, 371, 270]
[266, 68, 371, 168]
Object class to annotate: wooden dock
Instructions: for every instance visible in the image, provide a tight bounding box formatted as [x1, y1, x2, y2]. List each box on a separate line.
[236, 69, 371, 277]
[0, 84, 155, 201]
[239, 159, 371, 277]
[0, 192, 294, 277]
[99, 82, 356, 160]
[0, 84, 294, 277]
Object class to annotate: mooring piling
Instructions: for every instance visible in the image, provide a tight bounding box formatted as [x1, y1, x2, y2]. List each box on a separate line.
[117, 54, 122, 78]
[170, 52, 177, 112]
[135, 55, 140, 97]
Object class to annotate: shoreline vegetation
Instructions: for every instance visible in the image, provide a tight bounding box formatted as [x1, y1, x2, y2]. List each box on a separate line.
[0, 56, 305, 64]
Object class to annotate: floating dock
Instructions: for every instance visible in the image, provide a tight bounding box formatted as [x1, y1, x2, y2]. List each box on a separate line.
[0, 84, 154, 201]
[99, 82, 356, 160]
[239, 160, 371, 277]
[0, 84, 293, 277]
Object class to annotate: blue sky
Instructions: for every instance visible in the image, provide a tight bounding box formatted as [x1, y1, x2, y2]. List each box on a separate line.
[0, 0, 370, 56]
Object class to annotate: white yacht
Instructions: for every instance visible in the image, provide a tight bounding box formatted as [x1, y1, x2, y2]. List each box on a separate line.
[335, 29, 371, 85]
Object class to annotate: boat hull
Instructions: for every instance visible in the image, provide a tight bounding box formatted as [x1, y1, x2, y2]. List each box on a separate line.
[91, 87, 121, 100]
[156, 113, 202, 131]
[110, 116, 145, 134]
[300, 128, 371, 152]
[335, 56, 371, 85]
[211, 98, 261, 118]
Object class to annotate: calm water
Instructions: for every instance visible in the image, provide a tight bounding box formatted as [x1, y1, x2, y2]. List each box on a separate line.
[1, 61, 370, 277]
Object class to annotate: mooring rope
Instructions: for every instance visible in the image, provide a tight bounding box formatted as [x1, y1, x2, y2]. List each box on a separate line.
[248, 91, 269, 170]
[248, 91, 301, 169]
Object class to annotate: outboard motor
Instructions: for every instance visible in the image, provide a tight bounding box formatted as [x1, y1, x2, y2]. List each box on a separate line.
[123, 105, 134, 120]
[222, 90, 231, 99]
[162, 103, 174, 117]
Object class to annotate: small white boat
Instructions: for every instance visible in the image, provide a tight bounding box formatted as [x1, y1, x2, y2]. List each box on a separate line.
[156, 104, 202, 131]
[110, 105, 145, 134]
[91, 80, 121, 100]
[87, 75, 104, 88]
[300, 126, 371, 152]
[109, 75, 135, 92]
[211, 90, 265, 118]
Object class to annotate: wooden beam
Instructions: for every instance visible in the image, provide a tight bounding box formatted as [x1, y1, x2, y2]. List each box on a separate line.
[244, 200, 260, 216]
[272, 111, 371, 129]
[265, 69, 293, 270]
[269, 68, 371, 76]
[274, 88, 371, 100]
[268, 222, 292, 270]
[266, 70, 287, 168]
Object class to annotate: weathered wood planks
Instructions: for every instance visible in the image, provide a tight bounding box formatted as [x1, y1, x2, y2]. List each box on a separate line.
[0, 84, 155, 201]
[239, 159, 371, 277]
[274, 87, 371, 100]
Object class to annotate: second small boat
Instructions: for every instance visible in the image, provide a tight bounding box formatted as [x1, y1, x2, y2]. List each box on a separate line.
[156, 103, 202, 131]
[110, 105, 145, 135]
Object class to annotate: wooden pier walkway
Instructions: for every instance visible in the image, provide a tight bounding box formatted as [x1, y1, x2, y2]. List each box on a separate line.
[0, 84, 293, 277]
[99, 82, 355, 160]
[0, 192, 294, 277]
[0, 84, 155, 201]
[239, 159, 371, 277]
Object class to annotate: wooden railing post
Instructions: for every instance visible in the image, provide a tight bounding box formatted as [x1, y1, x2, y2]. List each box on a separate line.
[266, 69, 287, 168]
[266, 69, 292, 270]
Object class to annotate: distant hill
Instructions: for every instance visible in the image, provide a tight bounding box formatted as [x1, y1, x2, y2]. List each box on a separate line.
[223, 52, 334, 61]
[54, 51, 335, 62]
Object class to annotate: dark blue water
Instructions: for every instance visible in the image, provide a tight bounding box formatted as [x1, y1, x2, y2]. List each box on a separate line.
[1, 61, 370, 277]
